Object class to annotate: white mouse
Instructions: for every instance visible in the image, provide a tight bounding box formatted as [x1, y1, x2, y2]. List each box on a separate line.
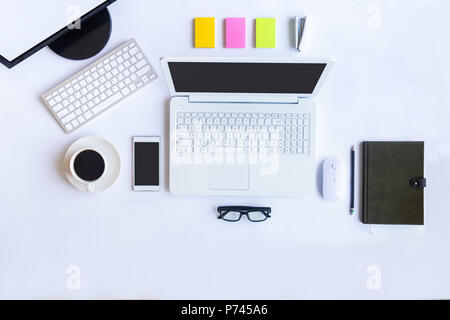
[322, 158, 345, 201]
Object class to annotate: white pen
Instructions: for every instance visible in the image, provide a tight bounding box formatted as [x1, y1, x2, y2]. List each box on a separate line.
[295, 16, 309, 52]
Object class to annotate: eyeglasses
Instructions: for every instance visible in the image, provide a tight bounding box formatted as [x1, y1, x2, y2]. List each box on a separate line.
[217, 206, 271, 222]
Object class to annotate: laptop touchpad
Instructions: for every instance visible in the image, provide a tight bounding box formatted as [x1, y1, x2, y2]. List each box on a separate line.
[208, 164, 249, 190]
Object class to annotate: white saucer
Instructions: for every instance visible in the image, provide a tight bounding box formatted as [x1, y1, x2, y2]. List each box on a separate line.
[64, 136, 121, 192]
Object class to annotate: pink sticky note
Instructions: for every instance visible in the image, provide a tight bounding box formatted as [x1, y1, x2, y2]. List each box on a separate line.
[226, 18, 246, 48]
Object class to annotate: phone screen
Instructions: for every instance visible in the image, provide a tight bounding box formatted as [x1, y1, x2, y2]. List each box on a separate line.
[134, 141, 160, 188]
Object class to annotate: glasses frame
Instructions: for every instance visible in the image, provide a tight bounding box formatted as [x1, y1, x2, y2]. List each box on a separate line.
[217, 206, 272, 222]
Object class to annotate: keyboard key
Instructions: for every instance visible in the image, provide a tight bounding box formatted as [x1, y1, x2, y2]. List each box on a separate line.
[304, 130, 310, 139]
[57, 109, 69, 118]
[273, 119, 284, 125]
[129, 47, 139, 56]
[92, 92, 122, 114]
[61, 113, 76, 124]
[85, 111, 93, 119]
[135, 59, 147, 69]
[137, 65, 151, 77]
[53, 104, 63, 113]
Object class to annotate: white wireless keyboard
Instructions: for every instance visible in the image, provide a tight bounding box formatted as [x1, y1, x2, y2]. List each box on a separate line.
[41, 39, 157, 133]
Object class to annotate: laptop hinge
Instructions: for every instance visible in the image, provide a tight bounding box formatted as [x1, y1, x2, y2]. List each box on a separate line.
[188, 94, 300, 104]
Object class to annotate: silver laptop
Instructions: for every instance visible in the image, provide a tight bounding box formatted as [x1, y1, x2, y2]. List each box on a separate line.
[161, 57, 334, 196]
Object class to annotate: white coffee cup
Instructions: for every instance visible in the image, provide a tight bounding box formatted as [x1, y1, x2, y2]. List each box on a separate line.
[69, 148, 107, 192]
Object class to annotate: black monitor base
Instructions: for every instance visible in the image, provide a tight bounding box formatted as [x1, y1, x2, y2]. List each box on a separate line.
[49, 8, 112, 60]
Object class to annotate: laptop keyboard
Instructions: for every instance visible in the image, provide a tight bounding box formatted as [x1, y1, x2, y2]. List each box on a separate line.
[175, 112, 311, 155]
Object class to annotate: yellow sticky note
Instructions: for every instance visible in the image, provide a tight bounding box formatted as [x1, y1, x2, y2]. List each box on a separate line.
[195, 17, 215, 48]
[256, 18, 276, 48]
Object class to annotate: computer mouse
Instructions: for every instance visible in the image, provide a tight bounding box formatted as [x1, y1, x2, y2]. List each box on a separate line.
[322, 158, 345, 201]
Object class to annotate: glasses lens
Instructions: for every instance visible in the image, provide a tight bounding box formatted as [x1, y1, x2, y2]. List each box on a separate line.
[221, 211, 241, 221]
[247, 211, 268, 222]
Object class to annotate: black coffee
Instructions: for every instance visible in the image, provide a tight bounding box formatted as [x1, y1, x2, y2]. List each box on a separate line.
[73, 150, 105, 182]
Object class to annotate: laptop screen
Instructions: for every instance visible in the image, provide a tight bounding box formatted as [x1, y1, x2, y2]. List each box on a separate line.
[168, 62, 327, 94]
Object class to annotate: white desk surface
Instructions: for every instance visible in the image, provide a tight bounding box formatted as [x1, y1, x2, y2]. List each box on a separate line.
[1, 0, 449, 299]
[0, 0, 104, 61]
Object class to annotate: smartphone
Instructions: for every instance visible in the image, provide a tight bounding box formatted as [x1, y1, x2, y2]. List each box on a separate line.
[133, 137, 160, 191]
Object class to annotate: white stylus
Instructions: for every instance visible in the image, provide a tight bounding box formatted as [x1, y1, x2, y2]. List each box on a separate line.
[295, 16, 310, 52]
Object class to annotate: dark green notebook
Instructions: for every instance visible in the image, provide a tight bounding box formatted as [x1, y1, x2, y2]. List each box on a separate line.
[362, 141, 425, 225]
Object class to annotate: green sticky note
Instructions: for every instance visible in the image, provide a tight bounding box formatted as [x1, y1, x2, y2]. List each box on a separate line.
[256, 18, 276, 48]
